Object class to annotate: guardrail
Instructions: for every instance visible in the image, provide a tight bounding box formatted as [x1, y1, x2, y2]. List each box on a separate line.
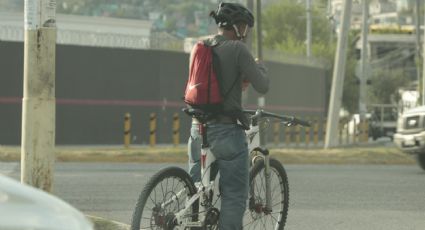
[122, 113, 372, 148]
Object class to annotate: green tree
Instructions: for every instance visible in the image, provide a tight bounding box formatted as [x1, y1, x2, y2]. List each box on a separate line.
[368, 68, 409, 104]
[262, 1, 360, 113]
[341, 31, 361, 114]
[263, 1, 332, 52]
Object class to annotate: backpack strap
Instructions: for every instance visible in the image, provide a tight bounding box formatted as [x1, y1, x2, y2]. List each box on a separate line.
[208, 40, 240, 104]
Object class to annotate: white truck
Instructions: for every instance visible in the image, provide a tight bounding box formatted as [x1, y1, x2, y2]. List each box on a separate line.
[394, 105, 425, 171]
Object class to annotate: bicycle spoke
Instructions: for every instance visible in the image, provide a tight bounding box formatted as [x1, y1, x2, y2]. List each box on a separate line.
[171, 177, 176, 192]
[260, 218, 267, 229]
[271, 202, 283, 210]
[259, 170, 266, 193]
[243, 214, 257, 227]
[269, 213, 279, 222]
[160, 180, 165, 197]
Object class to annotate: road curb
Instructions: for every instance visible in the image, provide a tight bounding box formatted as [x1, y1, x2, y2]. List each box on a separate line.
[86, 215, 130, 230]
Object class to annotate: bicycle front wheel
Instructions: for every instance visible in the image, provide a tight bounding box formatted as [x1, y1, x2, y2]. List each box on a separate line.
[131, 167, 197, 230]
[243, 158, 289, 230]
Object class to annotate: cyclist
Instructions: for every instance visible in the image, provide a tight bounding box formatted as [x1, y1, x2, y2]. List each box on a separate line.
[187, 2, 269, 229]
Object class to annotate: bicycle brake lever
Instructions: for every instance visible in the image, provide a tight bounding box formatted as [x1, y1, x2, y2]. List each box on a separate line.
[281, 121, 294, 127]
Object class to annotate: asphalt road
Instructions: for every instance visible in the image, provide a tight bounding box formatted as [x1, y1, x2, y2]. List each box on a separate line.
[1, 162, 425, 230]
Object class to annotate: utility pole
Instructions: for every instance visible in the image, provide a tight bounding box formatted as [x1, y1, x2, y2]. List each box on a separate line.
[256, 0, 263, 61]
[246, 0, 254, 51]
[415, 0, 423, 105]
[327, 0, 332, 17]
[324, 0, 352, 149]
[423, 0, 425, 106]
[243, 0, 254, 107]
[256, 0, 265, 108]
[306, 0, 312, 57]
[22, 0, 56, 192]
[327, 0, 335, 44]
[359, 0, 369, 119]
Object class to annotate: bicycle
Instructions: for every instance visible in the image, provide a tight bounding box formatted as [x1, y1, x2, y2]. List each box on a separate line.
[131, 108, 310, 230]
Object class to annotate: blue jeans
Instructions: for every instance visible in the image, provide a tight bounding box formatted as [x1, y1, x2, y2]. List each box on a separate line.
[188, 123, 249, 230]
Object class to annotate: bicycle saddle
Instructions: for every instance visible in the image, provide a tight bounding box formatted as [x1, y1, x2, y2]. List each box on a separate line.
[182, 108, 214, 123]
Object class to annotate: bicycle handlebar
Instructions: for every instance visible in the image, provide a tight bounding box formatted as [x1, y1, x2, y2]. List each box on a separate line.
[243, 109, 311, 127]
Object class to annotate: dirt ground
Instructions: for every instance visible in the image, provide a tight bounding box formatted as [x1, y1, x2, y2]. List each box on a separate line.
[0, 145, 415, 165]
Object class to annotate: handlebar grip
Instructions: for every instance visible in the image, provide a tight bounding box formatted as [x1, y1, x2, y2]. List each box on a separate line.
[293, 117, 311, 127]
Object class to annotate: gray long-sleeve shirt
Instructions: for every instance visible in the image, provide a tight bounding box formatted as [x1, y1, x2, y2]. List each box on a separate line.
[191, 34, 269, 113]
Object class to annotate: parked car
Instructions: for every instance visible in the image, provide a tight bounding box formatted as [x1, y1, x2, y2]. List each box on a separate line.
[346, 110, 396, 141]
[0, 175, 93, 230]
[394, 105, 425, 171]
[368, 106, 398, 140]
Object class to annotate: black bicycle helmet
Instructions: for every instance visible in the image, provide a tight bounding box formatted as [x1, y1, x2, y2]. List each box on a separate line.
[210, 2, 254, 29]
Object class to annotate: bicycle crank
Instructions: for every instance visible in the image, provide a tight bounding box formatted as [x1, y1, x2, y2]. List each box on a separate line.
[204, 208, 220, 229]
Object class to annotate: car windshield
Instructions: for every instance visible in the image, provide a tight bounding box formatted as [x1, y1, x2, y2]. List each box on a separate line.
[373, 108, 397, 121]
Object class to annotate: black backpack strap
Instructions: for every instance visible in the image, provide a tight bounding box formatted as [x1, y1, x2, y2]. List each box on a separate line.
[211, 45, 240, 102]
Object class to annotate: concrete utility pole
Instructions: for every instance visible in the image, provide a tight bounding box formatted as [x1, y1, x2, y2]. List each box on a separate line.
[246, 0, 254, 51]
[306, 0, 312, 57]
[256, 0, 265, 108]
[415, 0, 423, 105]
[22, 0, 56, 192]
[359, 0, 369, 119]
[423, 0, 425, 106]
[243, 0, 254, 106]
[324, 0, 352, 149]
[256, 0, 263, 61]
[327, 0, 335, 44]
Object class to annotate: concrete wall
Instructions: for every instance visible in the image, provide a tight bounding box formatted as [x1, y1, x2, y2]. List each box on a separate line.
[0, 41, 328, 145]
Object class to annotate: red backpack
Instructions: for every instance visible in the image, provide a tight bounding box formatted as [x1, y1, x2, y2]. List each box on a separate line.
[184, 41, 238, 114]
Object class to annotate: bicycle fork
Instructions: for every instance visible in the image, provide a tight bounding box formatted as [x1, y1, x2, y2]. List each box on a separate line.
[250, 118, 273, 214]
[264, 152, 272, 213]
[251, 147, 273, 214]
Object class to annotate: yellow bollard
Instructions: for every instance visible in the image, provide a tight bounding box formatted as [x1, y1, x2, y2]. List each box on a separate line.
[305, 117, 310, 147]
[358, 120, 364, 143]
[285, 125, 291, 146]
[124, 113, 131, 148]
[359, 119, 368, 143]
[295, 125, 301, 147]
[364, 120, 369, 142]
[273, 121, 280, 146]
[150, 113, 157, 147]
[172, 113, 180, 146]
[346, 121, 350, 144]
[313, 118, 319, 146]
[353, 121, 358, 143]
[322, 119, 327, 145]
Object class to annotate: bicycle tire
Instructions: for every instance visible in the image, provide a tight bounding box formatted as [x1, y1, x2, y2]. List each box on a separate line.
[131, 167, 197, 230]
[243, 158, 289, 230]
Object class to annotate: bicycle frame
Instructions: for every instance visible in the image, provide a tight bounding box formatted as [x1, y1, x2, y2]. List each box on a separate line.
[170, 113, 272, 228]
[171, 123, 219, 228]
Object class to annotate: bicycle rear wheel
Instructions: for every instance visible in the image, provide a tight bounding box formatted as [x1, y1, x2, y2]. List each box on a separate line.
[131, 167, 197, 230]
[243, 158, 289, 230]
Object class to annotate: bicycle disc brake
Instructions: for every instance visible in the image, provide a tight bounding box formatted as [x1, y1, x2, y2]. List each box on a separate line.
[204, 207, 220, 229]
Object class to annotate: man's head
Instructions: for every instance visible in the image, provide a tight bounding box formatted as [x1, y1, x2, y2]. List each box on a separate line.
[210, 2, 254, 41]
